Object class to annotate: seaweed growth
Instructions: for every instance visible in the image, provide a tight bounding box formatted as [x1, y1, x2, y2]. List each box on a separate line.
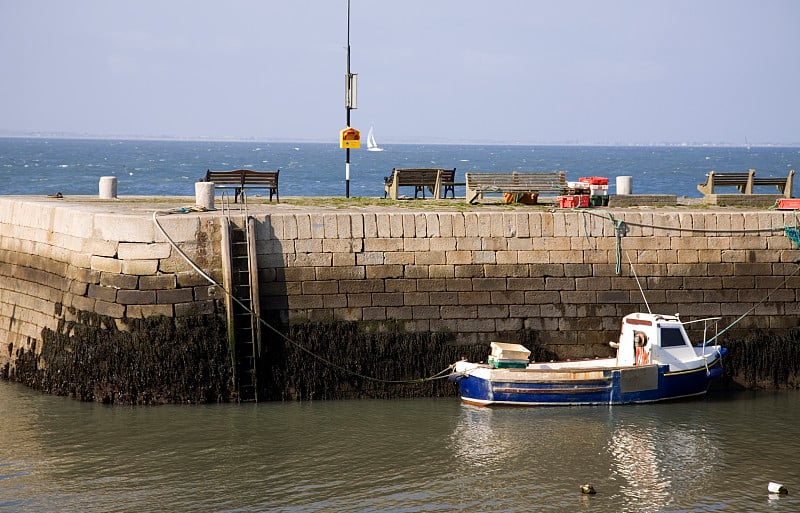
[722, 327, 800, 388]
[258, 320, 487, 401]
[14, 311, 234, 405]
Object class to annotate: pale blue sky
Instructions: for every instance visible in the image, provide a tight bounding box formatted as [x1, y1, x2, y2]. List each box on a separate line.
[2, 0, 798, 145]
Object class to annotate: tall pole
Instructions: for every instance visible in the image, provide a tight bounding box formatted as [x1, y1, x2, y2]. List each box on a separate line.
[345, 0, 351, 198]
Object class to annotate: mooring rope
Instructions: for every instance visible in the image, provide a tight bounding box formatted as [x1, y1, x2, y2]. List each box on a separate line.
[577, 208, 796, 275]
[152, 210, 455, 385]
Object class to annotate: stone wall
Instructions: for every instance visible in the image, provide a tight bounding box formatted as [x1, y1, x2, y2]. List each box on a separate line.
[256, 209, 800, 357]
[1, 197, 799, 400]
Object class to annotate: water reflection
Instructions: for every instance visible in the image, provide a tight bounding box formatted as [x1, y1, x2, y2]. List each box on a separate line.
[449, 403, 726, 512]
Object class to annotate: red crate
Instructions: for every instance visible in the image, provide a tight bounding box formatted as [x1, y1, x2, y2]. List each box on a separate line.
[777, 198, 800, 210]
[579, 176, 609, 185]
[558, 195, 590, 208]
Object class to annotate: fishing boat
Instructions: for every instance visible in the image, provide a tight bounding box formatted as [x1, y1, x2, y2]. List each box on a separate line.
[367, 126, 384, 152]
[450, 312, 726, 406]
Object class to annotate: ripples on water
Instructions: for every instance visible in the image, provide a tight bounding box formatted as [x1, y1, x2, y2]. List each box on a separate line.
[1, 382, 799, 512]
[1, 138, 798, 198]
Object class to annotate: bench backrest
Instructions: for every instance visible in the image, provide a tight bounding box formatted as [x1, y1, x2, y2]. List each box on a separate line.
[466, 171, 566, 189]
[390, 168, 446, 186]
[205, 169, 279, 187]
[707, 171, 752, 185]
[241, 170, 279, 187]
[205, 169, 245, 185]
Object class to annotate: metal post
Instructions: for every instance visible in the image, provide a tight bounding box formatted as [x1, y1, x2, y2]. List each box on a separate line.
[345, 0, 351, 198]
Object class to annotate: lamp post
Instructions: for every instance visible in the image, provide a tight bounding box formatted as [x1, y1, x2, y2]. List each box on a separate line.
[344, 0, 357, 198]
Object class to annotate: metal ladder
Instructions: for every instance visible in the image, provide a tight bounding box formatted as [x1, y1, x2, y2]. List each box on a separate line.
[220, 194, 262, 402]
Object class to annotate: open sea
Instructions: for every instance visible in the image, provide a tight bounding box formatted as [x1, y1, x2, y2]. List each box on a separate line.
[1, 137, 798, 198]
[2, 137, 800, 512]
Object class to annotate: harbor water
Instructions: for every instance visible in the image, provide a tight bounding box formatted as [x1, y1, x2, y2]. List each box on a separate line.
[1, 381, 798, 513]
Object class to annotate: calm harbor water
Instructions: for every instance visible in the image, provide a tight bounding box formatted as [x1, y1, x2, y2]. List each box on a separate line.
[1, 381, 798, 513]
[1, 137, 798, 198]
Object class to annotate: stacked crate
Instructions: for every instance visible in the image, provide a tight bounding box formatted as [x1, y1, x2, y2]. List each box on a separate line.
[581, 176, 609, 206]
[558, 177, 609, 208]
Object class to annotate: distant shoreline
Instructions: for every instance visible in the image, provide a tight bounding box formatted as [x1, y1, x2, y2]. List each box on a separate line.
[1, 132, 798, 149]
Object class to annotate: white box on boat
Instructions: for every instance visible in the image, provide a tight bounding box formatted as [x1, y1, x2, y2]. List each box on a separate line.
[589, 184, 608, 195]
[490, 342, 531, 361]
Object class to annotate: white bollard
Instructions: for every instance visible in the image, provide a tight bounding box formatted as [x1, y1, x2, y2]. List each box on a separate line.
[616, 175, 632, 195]
[195, 181, 216, 210]
[99, 176, 118, 199]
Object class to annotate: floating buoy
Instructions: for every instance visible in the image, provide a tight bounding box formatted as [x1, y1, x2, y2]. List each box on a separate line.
[768, 482, 788, 495]
[580, 484, 596, 495]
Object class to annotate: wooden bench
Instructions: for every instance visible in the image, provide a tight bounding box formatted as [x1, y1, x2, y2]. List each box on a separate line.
[752, 169, 794, 198]
[204, 169, 279, 203]
[465, 171, 567, 204]
[697, 169, 794, 198]
[383, 168, 456, 200]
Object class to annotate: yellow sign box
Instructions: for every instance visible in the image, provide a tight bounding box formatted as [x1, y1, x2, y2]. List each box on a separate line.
[340, 127, 361, 149]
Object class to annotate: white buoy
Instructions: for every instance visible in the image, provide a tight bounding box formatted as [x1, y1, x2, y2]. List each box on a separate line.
[580, 484, 596, 494]
[768, 482, 788, 494]
[616, 175, 632, 195]
[195, 181, 215, 210]
[99, 176, 117, 199]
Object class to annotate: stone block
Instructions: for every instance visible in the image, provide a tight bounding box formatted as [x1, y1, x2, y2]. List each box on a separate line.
[322, 294, 348, 309]
[139, 274, 177, 290]
[174, 300, 216, 316]
[94, 299, 125, 319]
[122, 259, 159, 276]
[94, 213, 155, 242]
[87, 284, 118, 302]
[126, 304, 175, 318]
[117, 289, 157, 305]
[100, 272, 139, 290]
[366, 264, 404, 279]
[91, 255, 122, 274]
[118, 242, 171, 260]
[315, 266, 365, 281]
[441, 305, 477, 319]
[157, 288, 195, 304]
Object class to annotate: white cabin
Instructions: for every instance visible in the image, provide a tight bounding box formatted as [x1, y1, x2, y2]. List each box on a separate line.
[614, 312, 703, 370]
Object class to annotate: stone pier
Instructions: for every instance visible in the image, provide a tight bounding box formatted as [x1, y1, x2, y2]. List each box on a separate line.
[1, 195, 799, 401]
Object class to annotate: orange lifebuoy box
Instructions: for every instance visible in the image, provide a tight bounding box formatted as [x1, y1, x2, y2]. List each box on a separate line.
[340, 127, 361, 149]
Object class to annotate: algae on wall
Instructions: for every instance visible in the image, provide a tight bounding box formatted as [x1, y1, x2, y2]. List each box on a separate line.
[9, 310, 234, 405]
[723, 327, 800, 388]
[257, 320, 488, 401]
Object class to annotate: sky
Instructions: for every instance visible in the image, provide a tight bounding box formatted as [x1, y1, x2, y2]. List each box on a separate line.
[2, 0, 799, 145]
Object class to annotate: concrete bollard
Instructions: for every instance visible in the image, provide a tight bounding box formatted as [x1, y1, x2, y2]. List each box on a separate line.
[99, 176, 118, 199]
[195, 181, 215, 210]
[616, 175, 632, 195]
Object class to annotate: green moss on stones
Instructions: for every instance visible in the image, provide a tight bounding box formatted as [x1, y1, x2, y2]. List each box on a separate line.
[11, 310, 234, 405]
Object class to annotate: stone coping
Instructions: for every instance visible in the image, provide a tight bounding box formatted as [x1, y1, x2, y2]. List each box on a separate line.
[0, 194, 776, 217]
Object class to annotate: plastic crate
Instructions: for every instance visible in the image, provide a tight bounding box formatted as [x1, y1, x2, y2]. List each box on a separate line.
[777, 198, 800, 210]
[558, 195, 590, 208]
[590, 195, 609, 207]
[589, 184, 608, 195]
[579, 176, 609, 185]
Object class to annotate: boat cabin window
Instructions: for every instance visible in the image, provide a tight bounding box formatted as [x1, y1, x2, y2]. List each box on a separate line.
[660, 327, 687, 348]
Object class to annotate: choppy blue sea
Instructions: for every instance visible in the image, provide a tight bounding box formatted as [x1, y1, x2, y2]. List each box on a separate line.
[1, 137, 798, 198]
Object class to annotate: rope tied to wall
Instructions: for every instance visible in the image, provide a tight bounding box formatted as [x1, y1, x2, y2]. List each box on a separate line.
[785, 211, 800, 248]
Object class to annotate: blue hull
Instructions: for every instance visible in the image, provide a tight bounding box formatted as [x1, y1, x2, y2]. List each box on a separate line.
[454, 358, 724, 406]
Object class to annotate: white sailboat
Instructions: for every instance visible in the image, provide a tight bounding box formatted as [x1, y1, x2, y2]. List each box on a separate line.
[367, 125, 384, 152]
